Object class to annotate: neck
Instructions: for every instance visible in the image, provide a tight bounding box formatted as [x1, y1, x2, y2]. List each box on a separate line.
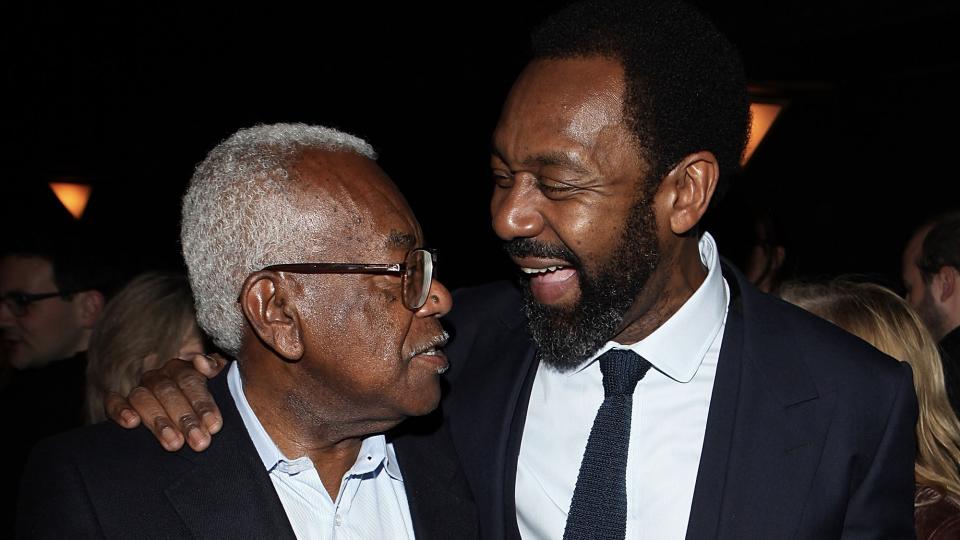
[238, 354, 395, 500]
[72, 329, 92, 357]
[613, 238, 706, 345]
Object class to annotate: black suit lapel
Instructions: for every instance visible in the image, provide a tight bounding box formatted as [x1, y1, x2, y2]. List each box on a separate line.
[687, 265, 835, 539]
[393, 418, 479, 539]
[164, 374, 296, 540]
[685, 303, 744, 540]
[503, 345, 540, 539]
[447, 318, 538, 539]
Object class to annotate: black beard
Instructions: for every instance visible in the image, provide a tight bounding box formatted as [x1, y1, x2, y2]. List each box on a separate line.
[505, 194, 660, 372]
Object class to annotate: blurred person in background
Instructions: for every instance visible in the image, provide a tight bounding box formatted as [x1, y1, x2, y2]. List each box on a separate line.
[781, 279, 960, 539]
[903, 212, 960, 420]
[85, 271, 206, 423]
[0, 235, 118, 531]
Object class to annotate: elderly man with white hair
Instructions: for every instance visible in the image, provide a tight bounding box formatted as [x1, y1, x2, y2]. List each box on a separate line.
[17, 123, 478, 539]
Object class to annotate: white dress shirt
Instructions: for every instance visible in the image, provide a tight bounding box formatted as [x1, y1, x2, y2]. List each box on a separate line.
[228, 363, 416, 539]
[516, 232, 730, 540]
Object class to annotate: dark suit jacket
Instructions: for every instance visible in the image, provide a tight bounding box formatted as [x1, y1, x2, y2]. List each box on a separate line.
[2, 352, 87, 534]
[442, 265, 918, 539]
[17, 372, 477, 539]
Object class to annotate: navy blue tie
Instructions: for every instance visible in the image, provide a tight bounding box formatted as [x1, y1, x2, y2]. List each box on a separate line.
[563, 349, 651, 540]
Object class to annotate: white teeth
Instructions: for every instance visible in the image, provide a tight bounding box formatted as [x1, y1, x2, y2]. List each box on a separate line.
[521, 265, 564, 274]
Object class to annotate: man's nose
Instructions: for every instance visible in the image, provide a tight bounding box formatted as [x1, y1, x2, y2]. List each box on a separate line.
[415, 278, 453, 318]
[491, 179, 545, 241]
[0, 299, 16, 325]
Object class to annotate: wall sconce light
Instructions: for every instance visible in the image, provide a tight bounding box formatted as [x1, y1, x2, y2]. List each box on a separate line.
[48, 182, 92, 220]
[742, 101, 784, 166]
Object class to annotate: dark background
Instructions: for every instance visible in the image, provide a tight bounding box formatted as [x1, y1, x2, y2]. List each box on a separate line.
[2, 0, 958, 292]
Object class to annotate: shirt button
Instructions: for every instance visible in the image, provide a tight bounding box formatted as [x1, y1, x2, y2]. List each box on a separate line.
[335, 514, 342, 527]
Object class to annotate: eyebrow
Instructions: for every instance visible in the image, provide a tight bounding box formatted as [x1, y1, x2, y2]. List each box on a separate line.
[386, 230, 417, 251]
[491, 147, 592, 175]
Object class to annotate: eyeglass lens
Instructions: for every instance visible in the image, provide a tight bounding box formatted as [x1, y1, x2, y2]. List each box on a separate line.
[403, 249, 434, 310]
[2, 294, 48, 317]
[1, 297, 22, 316]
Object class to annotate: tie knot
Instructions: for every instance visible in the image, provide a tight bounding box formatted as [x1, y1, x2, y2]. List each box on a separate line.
[598, 349, 651, 397]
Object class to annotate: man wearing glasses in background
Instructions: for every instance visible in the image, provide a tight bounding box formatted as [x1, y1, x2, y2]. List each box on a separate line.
[0, 238, 113, 532]
[16, 123, 478, 538]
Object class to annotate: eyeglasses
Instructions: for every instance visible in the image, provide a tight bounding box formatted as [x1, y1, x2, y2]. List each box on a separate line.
[0, 290, 77, 317]
[262, 248, 437, 310]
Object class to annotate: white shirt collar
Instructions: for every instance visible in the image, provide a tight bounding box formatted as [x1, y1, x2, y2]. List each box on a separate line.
[226, 362, 403, 480]
[581, 231, 728, 382]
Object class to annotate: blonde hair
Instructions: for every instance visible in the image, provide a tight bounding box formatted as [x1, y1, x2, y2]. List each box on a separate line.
[85, 272, 202, 423]
[780, 279, 960, 506]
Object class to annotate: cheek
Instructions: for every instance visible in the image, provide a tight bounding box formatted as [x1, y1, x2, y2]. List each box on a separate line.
[904, 280, 922, 306]
[550, 200, 624, 255]
[21, 306, 68, 337]
[336, 292, 411, 378]
[360, 303, 405, 355]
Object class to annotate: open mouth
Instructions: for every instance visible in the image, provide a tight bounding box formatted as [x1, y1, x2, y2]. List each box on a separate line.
[520, 264, 577, 283]
[515, 259, 580, 305]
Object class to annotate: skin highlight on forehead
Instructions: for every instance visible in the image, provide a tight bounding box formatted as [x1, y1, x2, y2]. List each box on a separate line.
[564, 86, 626, 147]
[291, 149, 421, 260]
[494, 57, 646, 189]
[503, 58, 626, 145]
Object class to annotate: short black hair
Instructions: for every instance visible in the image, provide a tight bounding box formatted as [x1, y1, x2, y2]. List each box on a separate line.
[1, 233, 122, 299]
[919, 211, 960, 281]
[530, 0, 749, 194]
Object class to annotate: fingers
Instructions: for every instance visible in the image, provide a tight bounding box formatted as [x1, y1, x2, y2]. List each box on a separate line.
[125, 358, 223, 452]
[127, 380, 187, 452]
[104, 391, 142, 428]
[170, 359, 223, 438]
[187, 352, 228, 379]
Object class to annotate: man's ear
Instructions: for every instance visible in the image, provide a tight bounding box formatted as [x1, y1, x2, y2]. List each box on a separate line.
[658, 151, 719, 235]
[77, 290, 104, 328]
[240, 271, 304, 361]
[937, 266, 957, 302]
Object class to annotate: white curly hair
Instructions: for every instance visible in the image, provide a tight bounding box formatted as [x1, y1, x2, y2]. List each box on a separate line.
[181, 123, 376, 355]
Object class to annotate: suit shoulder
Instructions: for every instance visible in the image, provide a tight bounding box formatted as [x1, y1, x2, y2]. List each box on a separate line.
[450, 280, 524, 328]
[25, 420, 192, 489]
[451, 279, 521, 316]
[743, 288, 911, 390]
[443, 281, 527, 382]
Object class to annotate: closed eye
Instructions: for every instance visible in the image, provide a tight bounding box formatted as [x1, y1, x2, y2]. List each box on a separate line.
[492, 171, 513, 188]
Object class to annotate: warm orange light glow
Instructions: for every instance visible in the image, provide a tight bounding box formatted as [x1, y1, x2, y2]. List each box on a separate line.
[49, 182, 92, 220]
[742, 102, 783, 165]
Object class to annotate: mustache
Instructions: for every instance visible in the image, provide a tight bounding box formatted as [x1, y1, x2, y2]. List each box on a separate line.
[409, 330, 451, 357]
[502, 238, 580, 267]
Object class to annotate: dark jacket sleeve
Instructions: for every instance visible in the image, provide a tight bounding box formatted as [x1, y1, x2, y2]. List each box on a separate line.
[17, 434, 104, 539]
[840, 360, 919, 538]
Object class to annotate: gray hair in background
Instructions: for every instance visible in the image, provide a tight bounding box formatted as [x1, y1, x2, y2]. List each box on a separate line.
[181, 123, 377, 355]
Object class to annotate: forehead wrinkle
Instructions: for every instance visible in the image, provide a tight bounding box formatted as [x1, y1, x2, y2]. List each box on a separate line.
[522, 150, 592, 175]
[386, 230, 416, 251]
